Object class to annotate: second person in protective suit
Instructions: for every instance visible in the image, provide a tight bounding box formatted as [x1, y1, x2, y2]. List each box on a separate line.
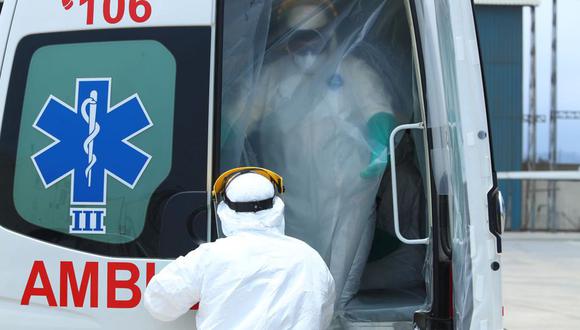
[230, 0, 399, 310]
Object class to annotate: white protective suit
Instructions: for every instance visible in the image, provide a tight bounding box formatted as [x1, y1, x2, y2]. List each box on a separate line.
[144, 173, 336, 330]
[232, 4, 397, 309]
[249, 57, 393, 305]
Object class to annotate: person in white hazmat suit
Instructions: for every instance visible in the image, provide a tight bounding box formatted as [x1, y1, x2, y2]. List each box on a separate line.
[144, 168, 336, 330]
[231, 0, 398, 309]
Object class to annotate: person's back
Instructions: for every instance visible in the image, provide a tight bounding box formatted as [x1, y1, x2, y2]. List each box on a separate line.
[144, 170, 335, 330]
[196, 232, 334, 329]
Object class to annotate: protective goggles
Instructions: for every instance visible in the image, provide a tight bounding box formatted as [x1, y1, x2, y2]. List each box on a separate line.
[287, 29, 328, 56]
[212, 167, 285, 213]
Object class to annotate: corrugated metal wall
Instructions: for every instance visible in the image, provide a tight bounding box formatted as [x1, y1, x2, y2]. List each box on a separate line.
[475, 6, 524, 230]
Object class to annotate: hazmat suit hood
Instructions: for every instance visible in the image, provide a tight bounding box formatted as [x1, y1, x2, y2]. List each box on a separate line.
[216, 172, 286, 237]
[282, 1, 339, 74]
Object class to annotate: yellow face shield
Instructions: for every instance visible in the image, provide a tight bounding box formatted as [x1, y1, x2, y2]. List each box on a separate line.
[212, 167, 285, 212]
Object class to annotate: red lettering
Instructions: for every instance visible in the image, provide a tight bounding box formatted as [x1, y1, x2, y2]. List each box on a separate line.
[107, 262, 141, 308]
[146, 262, 155, 286]
[60, 261, 98, 308]
[21, 261, 165, 309]
[104, 0, 125, 24]
[77, 0, 151, 25]
[129, 0, 152, 23]
[79, 0, 95, 25]
[21, 261, 57, 307]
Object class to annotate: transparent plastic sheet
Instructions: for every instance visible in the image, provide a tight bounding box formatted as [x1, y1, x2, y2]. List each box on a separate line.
[221, 0, 432, 325]
[416, 0, 480, 328]
[443, 0, 503, 328]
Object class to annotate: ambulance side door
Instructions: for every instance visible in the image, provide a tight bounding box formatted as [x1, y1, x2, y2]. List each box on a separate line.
[0, 1, 218, 329]
[414, 0, 503, 329]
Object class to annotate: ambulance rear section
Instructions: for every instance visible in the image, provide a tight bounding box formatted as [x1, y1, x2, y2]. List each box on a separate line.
[0, 1, 216, 329]
[0, 0, 502, 329]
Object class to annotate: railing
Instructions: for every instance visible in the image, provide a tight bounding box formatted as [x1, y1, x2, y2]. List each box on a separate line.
[498, 171, 580, 231]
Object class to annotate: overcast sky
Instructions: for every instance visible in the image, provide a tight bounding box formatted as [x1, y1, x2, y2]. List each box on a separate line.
[522, 0, 580, 163]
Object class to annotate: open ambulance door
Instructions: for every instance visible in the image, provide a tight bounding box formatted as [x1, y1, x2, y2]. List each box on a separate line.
[412, 0, 504, 329]
[0, 1, 220, 329]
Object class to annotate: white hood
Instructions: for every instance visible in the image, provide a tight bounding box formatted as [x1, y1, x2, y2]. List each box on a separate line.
[217, 197, 285, 236]
[216, 172, 285, 236]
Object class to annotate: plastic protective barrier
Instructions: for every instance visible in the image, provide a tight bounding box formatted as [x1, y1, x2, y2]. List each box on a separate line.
[220, 0, 432, 326]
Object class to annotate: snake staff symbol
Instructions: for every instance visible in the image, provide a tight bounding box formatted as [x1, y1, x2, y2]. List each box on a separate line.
[81, 90, 100, 187]
[32, 78, 153, 206]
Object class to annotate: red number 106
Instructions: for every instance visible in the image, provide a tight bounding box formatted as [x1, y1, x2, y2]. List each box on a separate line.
[80, 0, 152, 25]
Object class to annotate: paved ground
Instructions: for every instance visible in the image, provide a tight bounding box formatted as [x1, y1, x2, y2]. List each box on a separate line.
[502, 232, 580, 329]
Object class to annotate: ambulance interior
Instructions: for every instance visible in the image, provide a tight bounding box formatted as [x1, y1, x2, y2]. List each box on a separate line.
[220, 0, 431, 326]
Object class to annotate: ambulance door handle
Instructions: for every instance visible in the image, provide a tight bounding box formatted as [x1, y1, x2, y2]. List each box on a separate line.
[389, 122, 430, 245]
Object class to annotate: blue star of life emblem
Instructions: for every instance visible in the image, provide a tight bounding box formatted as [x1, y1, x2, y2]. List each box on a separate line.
[31, 78, 153, 234]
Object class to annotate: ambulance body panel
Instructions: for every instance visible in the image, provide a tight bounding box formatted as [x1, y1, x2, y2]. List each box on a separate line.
[415, 1, 503, 328]
[0, 1, 216, 329]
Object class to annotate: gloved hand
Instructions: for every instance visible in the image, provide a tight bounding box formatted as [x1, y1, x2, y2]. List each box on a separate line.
[360, 112, 396, 178]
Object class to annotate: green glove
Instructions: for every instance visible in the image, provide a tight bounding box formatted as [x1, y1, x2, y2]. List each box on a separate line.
[360, 112, 396, 178]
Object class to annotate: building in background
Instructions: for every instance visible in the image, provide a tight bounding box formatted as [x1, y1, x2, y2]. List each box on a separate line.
[474, 0, 540, 230]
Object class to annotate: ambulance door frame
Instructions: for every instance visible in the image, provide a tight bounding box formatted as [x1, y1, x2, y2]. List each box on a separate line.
[402, 0, 436, 250]
[0, 0, 15, 85]
[469, 1, 502, 253]
[208, 0, 224, 242]
[405, 0, 454, 327]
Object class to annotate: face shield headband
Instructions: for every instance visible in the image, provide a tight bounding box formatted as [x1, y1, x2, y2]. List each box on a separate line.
[212, 167, 285, 213]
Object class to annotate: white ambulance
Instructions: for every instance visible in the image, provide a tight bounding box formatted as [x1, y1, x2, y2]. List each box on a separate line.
[0, 0, 504, 329]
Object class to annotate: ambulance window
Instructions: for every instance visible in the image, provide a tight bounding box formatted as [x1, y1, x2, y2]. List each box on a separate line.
[0, 28, 212, 258]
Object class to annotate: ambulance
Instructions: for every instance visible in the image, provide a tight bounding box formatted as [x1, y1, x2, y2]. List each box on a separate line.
[0, 0, 504, 329]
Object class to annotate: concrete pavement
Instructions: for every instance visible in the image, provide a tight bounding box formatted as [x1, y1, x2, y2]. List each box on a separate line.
[502, 232, 580, 329]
